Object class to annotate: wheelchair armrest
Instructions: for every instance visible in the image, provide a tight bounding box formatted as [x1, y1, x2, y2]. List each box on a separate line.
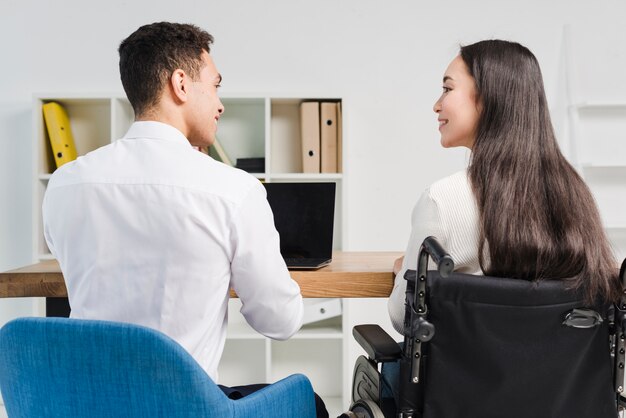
[353, 324, 402, 363]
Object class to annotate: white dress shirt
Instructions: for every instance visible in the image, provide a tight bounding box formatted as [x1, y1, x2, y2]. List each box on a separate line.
[388, 170, 483, 333]
[43, 121, 304, 381]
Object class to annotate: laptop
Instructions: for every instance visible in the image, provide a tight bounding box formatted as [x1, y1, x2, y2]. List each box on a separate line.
[263, 182, 336, 269]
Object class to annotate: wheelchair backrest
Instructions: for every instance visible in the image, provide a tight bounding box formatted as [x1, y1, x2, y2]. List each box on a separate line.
[421, 272, 615, 418]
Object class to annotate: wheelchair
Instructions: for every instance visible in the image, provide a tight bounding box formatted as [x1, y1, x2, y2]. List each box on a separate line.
[340, 236, 626, 418]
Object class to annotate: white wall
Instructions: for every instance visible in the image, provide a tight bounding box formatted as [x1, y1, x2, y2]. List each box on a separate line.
[3, 0, 626, 260]
[1, 0, 626, 403]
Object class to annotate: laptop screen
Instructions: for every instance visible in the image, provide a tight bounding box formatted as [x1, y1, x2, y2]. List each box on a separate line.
[263, 182, 336, 260]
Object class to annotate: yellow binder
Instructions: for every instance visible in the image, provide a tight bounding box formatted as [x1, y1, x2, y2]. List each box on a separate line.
[42, 102, 78, 168]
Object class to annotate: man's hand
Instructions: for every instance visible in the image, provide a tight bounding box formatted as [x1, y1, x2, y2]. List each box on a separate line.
[393, 255, 404, 276]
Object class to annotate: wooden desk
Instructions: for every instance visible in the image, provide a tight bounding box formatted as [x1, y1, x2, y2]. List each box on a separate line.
[0, 252, 400, 299]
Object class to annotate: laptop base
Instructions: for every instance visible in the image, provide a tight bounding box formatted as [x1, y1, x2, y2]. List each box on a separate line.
[285, 258, 332, 270]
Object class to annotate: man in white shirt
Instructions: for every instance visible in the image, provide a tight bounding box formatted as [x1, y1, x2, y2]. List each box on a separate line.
[42, 21, 327, 417]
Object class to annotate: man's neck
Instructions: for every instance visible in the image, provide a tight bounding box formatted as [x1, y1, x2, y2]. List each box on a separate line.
[136, 107, 189, 139]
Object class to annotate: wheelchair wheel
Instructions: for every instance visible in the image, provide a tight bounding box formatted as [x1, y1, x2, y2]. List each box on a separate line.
[341, 399, 385, 418]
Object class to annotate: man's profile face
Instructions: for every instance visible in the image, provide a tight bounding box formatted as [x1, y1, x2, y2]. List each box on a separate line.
[186, 51, 224, 147]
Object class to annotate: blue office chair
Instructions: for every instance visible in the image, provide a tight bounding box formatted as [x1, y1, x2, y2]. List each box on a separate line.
[0, 317, 316, 418]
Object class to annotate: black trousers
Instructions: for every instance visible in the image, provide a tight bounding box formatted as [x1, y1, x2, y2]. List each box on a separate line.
[218, 383, 329, 418]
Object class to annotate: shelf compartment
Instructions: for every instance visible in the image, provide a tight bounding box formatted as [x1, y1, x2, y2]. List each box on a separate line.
[217, 339, 268, 387]
[225, 321, 268, 340]
[37, 98, 111, 175]
[296, 317, 343, 340]
[270, 99, 303, 174]
[270, 338, 342, 397]
[217, 98, 265, 167]
[270, 98, 342, 175]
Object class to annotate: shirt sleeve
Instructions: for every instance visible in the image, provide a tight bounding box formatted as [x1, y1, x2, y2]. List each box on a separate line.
[42, 192, 57, 260]
[388, 189, 446, 334]
[229, 182, 304, 340]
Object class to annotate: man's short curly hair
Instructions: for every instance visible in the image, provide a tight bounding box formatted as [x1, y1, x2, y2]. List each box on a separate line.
[119, 22, 214, 116]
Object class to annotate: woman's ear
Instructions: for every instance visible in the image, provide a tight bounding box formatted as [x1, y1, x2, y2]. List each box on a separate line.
[169, 69, 189, 104]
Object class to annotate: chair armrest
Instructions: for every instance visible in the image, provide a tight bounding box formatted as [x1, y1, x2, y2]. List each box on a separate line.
[353, 324, 402, 362]
[232, 374, 316, 418]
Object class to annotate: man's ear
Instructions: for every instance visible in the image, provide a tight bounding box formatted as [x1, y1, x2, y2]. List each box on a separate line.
[169, 69, 189, 104]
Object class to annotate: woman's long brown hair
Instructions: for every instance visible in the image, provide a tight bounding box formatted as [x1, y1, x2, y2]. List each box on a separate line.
[461, 40, 621, 303]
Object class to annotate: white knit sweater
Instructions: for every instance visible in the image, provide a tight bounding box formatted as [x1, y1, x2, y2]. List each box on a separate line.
[388, 170, 483, 333]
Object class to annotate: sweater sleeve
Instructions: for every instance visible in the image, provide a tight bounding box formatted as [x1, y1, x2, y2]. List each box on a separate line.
[388, 189, 446, 334]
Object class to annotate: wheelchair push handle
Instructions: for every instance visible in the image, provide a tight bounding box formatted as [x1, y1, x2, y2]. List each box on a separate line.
[421, 236, 454, 277]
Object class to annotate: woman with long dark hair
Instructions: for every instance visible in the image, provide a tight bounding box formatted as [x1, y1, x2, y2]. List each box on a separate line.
[388, 39, 621, 333]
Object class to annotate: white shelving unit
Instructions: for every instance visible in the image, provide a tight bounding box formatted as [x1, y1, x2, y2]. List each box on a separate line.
[568, 102, 626, 261]
[33, 93, 345, 260]
[32, 93, 349, 416]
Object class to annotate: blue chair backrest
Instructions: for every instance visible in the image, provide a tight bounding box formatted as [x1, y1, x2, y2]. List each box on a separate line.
[0, 317, 235, 417]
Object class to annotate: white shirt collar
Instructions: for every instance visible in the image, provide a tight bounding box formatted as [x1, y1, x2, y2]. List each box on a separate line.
[123, 121, 191, 148]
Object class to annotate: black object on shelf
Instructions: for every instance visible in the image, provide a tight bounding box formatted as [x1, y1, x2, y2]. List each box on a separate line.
[236, 157, 265, 173]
